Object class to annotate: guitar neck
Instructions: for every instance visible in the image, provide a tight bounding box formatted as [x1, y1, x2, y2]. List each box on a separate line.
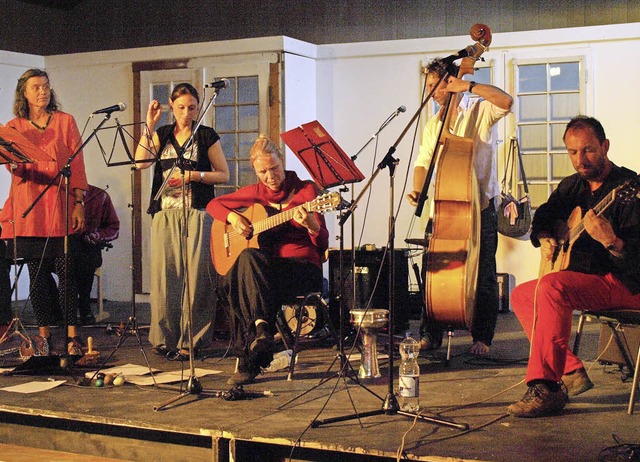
[252, 202, 311, 235]
[568, 186, 619, 244]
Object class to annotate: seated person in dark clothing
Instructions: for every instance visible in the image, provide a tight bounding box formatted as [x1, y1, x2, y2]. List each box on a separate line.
[71, 185, 119, 325]
[207, 135, 329, 385]
[508, 116, 640, 417]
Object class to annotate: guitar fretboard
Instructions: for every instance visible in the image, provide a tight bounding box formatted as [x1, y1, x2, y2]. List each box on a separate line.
[252, 201, 312, 235]
[568, 185, 622, 244]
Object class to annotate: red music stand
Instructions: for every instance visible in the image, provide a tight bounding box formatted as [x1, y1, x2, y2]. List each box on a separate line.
[281, 121, 364, 188]
[0, 126, 52, 164]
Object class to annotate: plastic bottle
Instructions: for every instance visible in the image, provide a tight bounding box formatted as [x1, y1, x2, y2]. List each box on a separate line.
[398, 331, 420, 412]
[263, 349, 293, 372]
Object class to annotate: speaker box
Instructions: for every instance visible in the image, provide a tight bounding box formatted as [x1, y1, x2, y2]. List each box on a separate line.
[328, 249, 409, 333]
[597, 323, 640, 366]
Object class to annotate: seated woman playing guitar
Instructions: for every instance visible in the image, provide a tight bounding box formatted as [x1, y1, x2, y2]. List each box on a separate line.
[207, 136, 329, 385]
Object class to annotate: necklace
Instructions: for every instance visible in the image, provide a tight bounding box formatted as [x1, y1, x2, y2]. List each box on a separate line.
[28, 113, 52, 131]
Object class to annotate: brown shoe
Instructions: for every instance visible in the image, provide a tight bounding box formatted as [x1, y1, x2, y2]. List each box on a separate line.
[561, 368, 594, 396]
[507, 383, 568, 418]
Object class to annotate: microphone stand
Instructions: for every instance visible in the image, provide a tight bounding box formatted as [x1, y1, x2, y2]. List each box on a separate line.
[154, 87, 223, 411]
[22, 112, 113, 373]
[280, 109, 407, 412]
[311, 83, 468, 431]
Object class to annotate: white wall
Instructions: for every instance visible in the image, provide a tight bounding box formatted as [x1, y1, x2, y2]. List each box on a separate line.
[315, 23, 640, 288]
[1, 23, 638, 301]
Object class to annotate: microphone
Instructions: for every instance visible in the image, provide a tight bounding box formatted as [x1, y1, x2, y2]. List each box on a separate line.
[92, 102, 127, 115]
[396, 105, 407, 114]
[205, 78, 230, 90]
[441, 45, 477, 63]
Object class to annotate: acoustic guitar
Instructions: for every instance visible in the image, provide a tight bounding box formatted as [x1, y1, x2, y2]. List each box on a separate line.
[210, 192, 340, 275]
[538, 176, 640, 278]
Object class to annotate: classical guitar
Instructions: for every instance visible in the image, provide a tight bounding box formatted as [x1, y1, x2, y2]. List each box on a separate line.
[210, 192, 340, 275]
[538, 176, 640, 278]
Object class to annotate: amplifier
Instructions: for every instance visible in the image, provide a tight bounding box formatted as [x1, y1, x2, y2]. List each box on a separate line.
[328, 248, 409, 333]
[597, 323, 640, 366]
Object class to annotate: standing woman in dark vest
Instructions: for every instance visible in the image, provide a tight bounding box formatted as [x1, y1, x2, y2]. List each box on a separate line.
[135, 83, 229, 359]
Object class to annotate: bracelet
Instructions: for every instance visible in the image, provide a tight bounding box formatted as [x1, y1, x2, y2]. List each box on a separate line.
[74, 200, 84, 206]
[468, 81, 477, 93]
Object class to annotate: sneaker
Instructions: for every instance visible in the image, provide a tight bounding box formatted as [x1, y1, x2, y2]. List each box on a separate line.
[507, 383, 568, 418]
[561, 368, 594, 396]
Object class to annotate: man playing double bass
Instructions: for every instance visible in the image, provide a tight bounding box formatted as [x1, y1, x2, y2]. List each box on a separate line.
[406, 58, 513, 356]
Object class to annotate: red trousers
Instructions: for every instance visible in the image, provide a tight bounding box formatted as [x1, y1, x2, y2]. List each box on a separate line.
[511, 271, 640, 384]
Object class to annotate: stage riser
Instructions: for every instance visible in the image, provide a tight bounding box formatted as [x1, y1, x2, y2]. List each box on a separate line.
[0, 411, 402, 462]
[0, 412, 214, 462]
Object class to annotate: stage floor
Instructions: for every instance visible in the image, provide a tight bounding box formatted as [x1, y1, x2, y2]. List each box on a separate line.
[0, 302, 637, 461]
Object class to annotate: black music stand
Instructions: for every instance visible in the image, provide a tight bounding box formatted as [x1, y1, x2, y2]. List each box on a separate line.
[79, 119, 158, 387]
[280, 122, 389, 409]
[0, 127, 55, 356]
[295, 90, 468, 431]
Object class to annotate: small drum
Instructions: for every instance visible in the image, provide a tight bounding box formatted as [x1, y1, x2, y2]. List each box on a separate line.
[283, 304, 323, 336]
[350, 309, 388, 379]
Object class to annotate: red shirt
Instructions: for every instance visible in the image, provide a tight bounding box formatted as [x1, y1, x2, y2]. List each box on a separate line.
[0, 112, 88, 238]
[207, 172, 329, 268]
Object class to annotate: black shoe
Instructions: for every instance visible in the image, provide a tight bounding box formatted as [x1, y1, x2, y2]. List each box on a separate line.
[151, 345, 170, 356]
[250, 331, 275, 354]
[227, 357, 260, 385]
[79, 314, 97, 326]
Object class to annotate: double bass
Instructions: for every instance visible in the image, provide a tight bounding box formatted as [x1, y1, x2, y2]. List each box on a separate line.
[424, 24, 492, 331]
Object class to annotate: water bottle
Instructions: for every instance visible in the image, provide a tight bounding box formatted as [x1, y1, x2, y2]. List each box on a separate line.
[398, 332, 420, 411]
[263, 349, 293, 372]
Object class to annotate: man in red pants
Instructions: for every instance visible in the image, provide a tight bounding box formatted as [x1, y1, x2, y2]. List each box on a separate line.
[509, 116, 640, 417]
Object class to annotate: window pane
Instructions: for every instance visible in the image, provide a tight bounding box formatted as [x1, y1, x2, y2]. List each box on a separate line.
[238, 76, 259, 104]
[519, 64, 547, 93]
[215, 77, 235, 105]
[239, 105, 259, 131]
[152, 84, 169, 104]
[551, 123, 568, 151]
[227, 160, 237, 186]
[215, 106, 236, 132]
[239, 160, 254, 185]
[550, 93, 579, 120]
[550, 62, 579, 92]
[519, 125, 547, 152]
[239, 132, 258, 158]
[529, 184, 550, 208]
[220, 133, 235, 158]
[521, 153, 548, 181]
[519, 94, 547, 122]
[551, 153, 574, 180]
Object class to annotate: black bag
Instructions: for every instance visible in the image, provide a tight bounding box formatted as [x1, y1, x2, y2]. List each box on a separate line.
[497, 136, 532, 238]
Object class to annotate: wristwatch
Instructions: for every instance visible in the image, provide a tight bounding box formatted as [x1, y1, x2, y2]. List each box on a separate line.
[200, 171, 205, 182]
[468, 81, 477, 93]
[74, 199, 84, 206]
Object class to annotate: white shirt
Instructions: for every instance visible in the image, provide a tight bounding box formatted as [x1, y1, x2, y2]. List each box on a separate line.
[415, 94, 510, 210]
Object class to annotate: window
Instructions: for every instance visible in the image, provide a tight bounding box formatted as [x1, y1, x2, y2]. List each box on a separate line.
[514, 58, 584, 207]
[213, 76, 260, 195]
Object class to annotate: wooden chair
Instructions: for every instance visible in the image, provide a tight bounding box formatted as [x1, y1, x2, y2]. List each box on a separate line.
[572, 309, 640, 414]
